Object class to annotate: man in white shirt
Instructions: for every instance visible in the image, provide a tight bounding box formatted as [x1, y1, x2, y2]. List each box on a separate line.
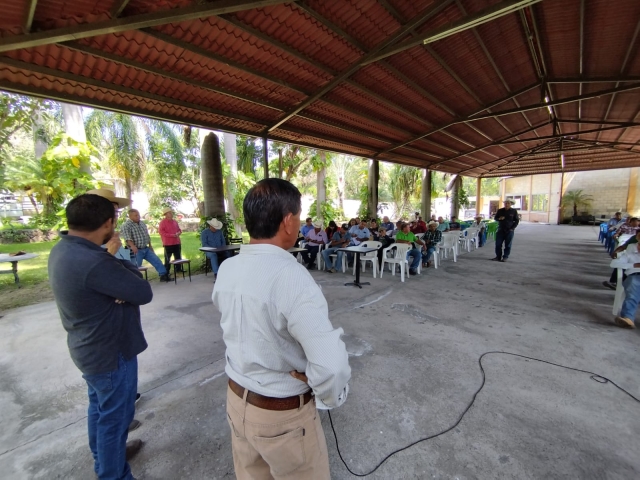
[470, 215, 487, 247]
[301, 220, 328, 269]
[212, 179, 350, 479]
[614, 234, 640, 329]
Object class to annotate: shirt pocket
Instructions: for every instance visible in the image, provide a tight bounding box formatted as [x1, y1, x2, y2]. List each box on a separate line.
[82, 371, 113, 393]
[253, 426, 306, 475]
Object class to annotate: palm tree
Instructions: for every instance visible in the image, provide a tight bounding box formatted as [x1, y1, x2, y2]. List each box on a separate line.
[562, 189, 593, 217]
[389, 164, 421, 218]
[85, 111, 183, 205]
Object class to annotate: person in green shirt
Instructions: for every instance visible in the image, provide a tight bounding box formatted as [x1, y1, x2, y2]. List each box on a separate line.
[395, 223, 426, 275]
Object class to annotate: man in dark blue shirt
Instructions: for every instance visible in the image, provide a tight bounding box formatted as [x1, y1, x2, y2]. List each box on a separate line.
[49, 194, 153, 480]
[492, 199, 520, 262]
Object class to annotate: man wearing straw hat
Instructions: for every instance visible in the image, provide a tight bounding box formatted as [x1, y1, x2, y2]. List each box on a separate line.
[159, 207, 183, 273]
[301, 220, 327, 270]
[201, 218, 227, 278]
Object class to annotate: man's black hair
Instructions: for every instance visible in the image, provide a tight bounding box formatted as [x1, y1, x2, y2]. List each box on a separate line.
[243, 178, 302, 239]
[67, 194, 116, 232]
[341, 223, 348, 230]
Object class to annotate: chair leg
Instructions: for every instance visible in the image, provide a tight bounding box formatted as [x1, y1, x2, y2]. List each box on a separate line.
[173, 264, 177, 284]
[188, 262, 191, 282]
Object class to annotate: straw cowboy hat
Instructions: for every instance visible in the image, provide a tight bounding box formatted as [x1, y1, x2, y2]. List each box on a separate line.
[86, 188, 130, 208]
[207, 218, 223, 230]
[162, 207, 173, 215]
[427, 220, 438, 226]
[312, 220, 323, 228]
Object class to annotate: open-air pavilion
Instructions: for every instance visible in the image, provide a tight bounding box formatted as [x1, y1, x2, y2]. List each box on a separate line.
[1, 0, 640, 479]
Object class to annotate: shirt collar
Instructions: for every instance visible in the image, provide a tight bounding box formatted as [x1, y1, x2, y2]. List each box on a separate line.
[239, 243, 296, 261]
[59, 232, 105, 252]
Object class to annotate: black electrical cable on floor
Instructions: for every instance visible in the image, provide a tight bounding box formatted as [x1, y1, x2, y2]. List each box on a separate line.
[327, 351, 640, 477]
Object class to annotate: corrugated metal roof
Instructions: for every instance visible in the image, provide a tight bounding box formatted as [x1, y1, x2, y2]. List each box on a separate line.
[0, 0, 638, 176]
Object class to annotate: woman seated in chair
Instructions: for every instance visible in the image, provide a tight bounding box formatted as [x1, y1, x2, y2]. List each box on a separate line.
[377, 227, 395, 269]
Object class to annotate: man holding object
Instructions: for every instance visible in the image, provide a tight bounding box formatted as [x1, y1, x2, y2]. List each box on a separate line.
[493, 199, 519, 262]
[213, 178, 351, 479]
[48, 194, 153, 479]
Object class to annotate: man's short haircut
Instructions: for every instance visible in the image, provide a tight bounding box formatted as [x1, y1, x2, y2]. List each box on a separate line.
[616, 211, 622, 215]
[341, 223, 348, 230]
[128, 208, 139, 215]
[630, 217, 639, 222]
[67, 194, 116, 232]
[244, 178, 302, 239]
[306, 217, 312, 222]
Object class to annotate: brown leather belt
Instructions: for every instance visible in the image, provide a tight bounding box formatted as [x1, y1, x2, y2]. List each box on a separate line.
[228, 379, 313, 411]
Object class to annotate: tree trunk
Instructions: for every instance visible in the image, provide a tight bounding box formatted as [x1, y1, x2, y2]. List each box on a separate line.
[61, 103, 90, 174]
[33, 111, 47, 160]
[278, 150, 283, 179]
[223, 132, 241, 234]
[202, 132, 225, 219]
[124, 176, 133, 207]
[337, 163, 345, 211]
[421, 169, 431, 220]
[450, 175, 461, 219]
[367, 159, 379, 219]
[316, 151, 327, 220]
[28, 194, 39, 215]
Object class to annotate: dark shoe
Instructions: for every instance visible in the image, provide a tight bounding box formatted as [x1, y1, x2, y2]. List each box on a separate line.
[128, 419, 141, 432]
[614, 316, 635, 329]
[603, 281, 616, 290]
[159, 274, 171, 282]
[491, 257, 501, 261]
[409, 269, 417, 276]
[307, 263, 316, 270]
[501, 258, 507, 262]
[135, 393, 141, 405]
[126, 439, 143, 460]
[324, 269, 332, 273]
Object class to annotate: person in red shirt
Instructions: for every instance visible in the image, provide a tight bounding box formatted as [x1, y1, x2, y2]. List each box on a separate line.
[411, 216, 427, 234]
[158, 207, 182, 273]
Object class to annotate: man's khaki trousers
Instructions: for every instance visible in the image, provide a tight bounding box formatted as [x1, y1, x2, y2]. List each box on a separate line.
[226, 386, 331, 479]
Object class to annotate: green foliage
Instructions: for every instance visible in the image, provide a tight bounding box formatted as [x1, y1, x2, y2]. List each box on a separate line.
[357, 184, 370, 219]
[562, 189, 593, 216]
[236, 135, 264, 175]
[308, 200, 344, 222]
[458, 187, 470, 208]
[389, 164, 421, 218]
[85, 111, 183, 203]
[5, 133, 97, 215]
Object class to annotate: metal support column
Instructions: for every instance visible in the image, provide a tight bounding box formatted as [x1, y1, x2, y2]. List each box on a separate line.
[476, 177, 483, 216]
[262, 136, 269, 179]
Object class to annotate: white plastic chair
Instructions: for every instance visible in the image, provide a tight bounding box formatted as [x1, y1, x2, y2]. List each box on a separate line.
[380, 243, 411, 282]
[328, 251, 348, 273]
[316, 244, 325, 270]
[355, 241, 382, 278]
[463, 228, 479, 252]
[438, 234, 458, 262]
[611, 257, 629, 315]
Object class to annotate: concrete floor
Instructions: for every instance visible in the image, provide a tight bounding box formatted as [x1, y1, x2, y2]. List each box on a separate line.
[1, 224, 639, 480]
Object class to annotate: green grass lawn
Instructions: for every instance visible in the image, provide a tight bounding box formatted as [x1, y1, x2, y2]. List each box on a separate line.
[0, 232, 214, 311]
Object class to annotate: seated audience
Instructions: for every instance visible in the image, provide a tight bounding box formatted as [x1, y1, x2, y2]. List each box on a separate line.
[201, 218, 229, 278]
[614, 217, 640, 238]
[607, 212, 623, 230]
[606, 231, 640, 289]
[437, 216, 450, 232]
[411, 216, 427, 234]
[301, 217, 314, 237]
[370, 219, 380, 239]
[322, 223, 351, 272]
[350, 220, 370, 246]
[449, 216, 461, 230]
[325, 220, 338, 239]
[395, 222, 426, 276]
[381, 216, 395, 233]
[613, 234, 640, 329]
[301, 221, 327, 269]
[422, 221, 442, 268]
[377, 227, 395, 268]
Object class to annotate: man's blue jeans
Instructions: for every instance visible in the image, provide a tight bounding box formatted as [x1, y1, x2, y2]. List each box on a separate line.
[205, 252, 221, 274]
[322, 247, 343, 270]
[620, 274, 640, 324]
[83, 354, 138, 480]
[422, 246, 436, 263]
[135, 248, 167, 275]
[479, 230, 487, 247]
[407, 248, 421, 270]
[495, 230, 515, 259]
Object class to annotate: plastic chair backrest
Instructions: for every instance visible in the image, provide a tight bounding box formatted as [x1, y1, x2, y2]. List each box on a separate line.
[442, 235, 457, 248]
[391, 243, 411, 258]
[361, 241, 382, 254]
